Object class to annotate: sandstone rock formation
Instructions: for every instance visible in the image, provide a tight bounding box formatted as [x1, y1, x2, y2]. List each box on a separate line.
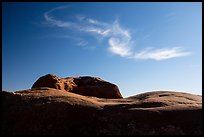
[31, 74, 122, 99]
[1, 88, 202, 135]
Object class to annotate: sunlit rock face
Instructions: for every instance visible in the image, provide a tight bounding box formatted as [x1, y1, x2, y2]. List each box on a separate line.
[32, 74, 123, 99]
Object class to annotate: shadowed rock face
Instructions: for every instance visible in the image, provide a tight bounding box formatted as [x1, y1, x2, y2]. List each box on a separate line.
[32, 74, 122, 99]
[1, 88, 202, 135]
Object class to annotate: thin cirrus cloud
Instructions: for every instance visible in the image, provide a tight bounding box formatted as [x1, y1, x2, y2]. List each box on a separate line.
[132, 47, 191, 61]
[43, 5, 190, 61]
[77, 40, 88, 47]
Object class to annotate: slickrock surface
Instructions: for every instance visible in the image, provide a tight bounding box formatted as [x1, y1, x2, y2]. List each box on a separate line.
[32, 74, 122, 99]
[1, 88, 202, 135]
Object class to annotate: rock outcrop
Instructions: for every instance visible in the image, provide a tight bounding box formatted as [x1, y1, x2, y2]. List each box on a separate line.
[1, 88, 202, 135]
[32, 74, 122, 99]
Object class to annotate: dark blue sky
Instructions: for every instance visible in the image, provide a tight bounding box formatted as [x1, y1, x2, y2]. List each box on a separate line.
[2, 2, 202, 97]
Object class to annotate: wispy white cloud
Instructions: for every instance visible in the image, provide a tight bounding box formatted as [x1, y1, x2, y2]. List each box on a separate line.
[87, 18, 109, 27]
[77, 40, 88, 47]
[133, 47, 191, 61]
[82, 27, 110, 37]
[43, 5, 191, 61]
[44, 5, 73, 28]
[44, 6, 132, 57]
[108, 37, 133, 57]
[106, 20, 134, 57]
